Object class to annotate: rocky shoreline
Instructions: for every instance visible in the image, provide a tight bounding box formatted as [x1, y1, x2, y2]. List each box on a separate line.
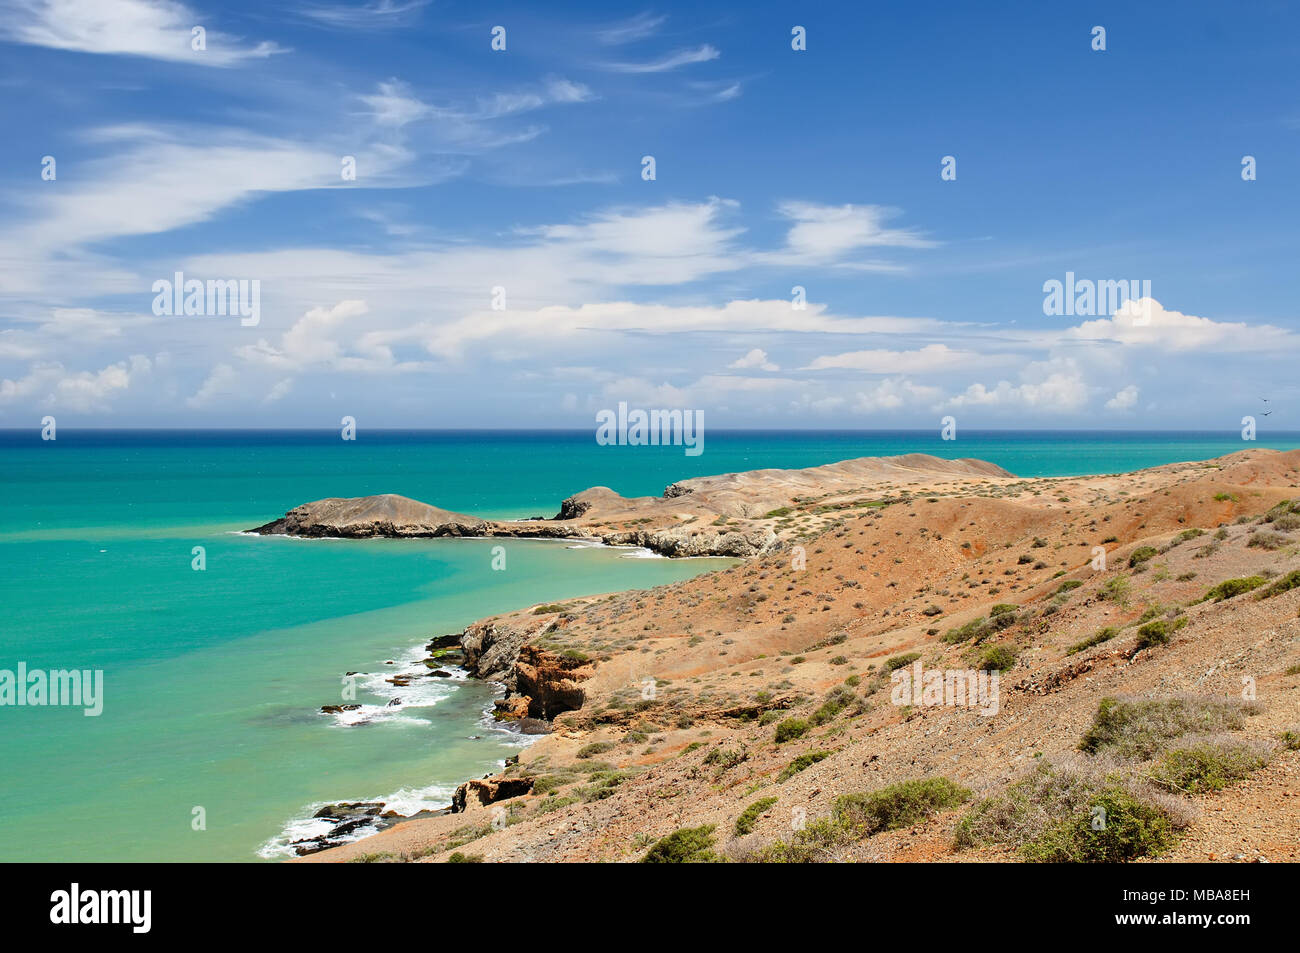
[248, 454, 1015, 558]
[292, 623, 563, 856]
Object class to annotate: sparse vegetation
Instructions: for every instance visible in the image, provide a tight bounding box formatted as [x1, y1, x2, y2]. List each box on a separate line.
[640, 825, 721, 863]
[834, 778, 971, 835]
[773, 717, 811, 743]
[778, 750, 832, 781]
[955, 761, 1185, 862]
[1258, 570, 1300, 599]
[1151, 738, 1271, 794]
[752, 778, 969, 861]
[1079, 696, 1254, 759]
[1066, 627, 1118, 656]
[1247, 531, 1289, 551]
[977, 644, 1018, 672]
[734, 797, 779, 835]
[1199, 576, 1267, 603]
[883, 652, 921, 671]
[1128, 546, 1159, 567]
[1135, 616, 1188, 649]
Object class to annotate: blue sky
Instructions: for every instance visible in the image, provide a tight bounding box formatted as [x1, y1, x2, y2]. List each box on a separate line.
[1, 0, 1298, 429]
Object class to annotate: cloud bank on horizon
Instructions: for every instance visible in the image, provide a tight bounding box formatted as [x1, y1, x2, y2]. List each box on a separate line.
[1, 0, 1298, 428]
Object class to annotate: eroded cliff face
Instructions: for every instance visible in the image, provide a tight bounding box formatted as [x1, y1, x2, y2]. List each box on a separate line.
[460, 616, 594, 723]
[512, 646, 593, 720]
[460, 617, 555, 682]
[451, 776, 535, 814]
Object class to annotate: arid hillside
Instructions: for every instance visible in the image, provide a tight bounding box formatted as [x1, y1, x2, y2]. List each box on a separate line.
[300, 448, 1300, 864]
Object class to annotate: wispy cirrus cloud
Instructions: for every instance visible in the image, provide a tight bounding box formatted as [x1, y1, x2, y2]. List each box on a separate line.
[599, 43, 719, 73]
[0, 0, 287, 66]
[594, 11, 667, 46]
[297, 0, 429, 30]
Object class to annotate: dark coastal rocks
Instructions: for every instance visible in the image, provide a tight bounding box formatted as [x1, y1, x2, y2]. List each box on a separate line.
[554, 494, 593, 519]
[320, 704, 361, 714]
[312, 801, 384, 819]
[249, 494, 488, 538]
[293, 801, 415, 856]
[450, 776, 535, 814]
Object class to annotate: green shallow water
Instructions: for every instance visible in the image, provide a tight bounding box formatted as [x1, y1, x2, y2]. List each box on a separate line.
[0, 529, 728, 862]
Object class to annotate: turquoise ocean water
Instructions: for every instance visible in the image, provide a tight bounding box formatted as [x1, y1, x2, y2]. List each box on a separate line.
[2, 429, 1297, 862]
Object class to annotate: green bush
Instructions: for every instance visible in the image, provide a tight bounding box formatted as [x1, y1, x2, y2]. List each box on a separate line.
[1022, 786, 1178, 862]
[1199, 576, 1267, 603]
[748, 818, 852, 863]
[977, 644, 1018, 672]
[1099, 575, 1131, 606]
[1152, 740, 1270, 794]
[734, 796, 779, 836]
[640, 825, 721, 863]
[883, 651, 922, 671]
[778, 750, 831, 782]
[809, 687, 854, 726]
[942, 612, 1016, 644]
[703, 747, 747, 770]
[1258, 570, 1300, 599]
[576, 741, 615, 759]
[832, 778, 971, 835]
[748, 778, 970, 863]
[1128, 546, 1159, 567]
[1067, 627, 1118, 656]
[990, 603, 1018, 617]
[773, 717, 811, 743]
[955, 762, 1183, 863]
[1079, 696, 1251, 759]
[1135, 616, 1188, 649]
[1055, 579, 1084, 594]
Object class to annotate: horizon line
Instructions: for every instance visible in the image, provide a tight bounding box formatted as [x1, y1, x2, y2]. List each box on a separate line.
[2, 427, 1298, 435]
